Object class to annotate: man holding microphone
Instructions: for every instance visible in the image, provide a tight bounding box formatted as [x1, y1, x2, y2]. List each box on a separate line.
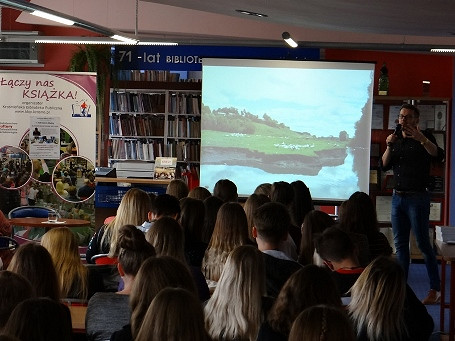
[381, 103, 444, 304]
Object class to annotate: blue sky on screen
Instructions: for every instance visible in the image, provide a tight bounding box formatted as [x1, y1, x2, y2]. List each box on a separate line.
[202, 65, 374, 137]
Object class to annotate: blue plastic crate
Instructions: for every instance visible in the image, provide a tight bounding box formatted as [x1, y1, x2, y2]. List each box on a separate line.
[95, 185, 166, 208]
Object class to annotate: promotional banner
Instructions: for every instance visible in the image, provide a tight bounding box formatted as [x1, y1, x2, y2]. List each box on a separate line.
[0, 71, 97, 243]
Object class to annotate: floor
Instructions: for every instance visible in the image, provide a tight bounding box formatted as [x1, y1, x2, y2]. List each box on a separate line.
[408, 262, 450, 340]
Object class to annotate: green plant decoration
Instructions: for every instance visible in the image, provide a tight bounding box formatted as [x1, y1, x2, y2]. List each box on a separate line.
[68, 45, 113, 133]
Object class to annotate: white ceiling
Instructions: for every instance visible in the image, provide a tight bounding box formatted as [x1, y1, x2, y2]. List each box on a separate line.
[14, 0, 455, 50]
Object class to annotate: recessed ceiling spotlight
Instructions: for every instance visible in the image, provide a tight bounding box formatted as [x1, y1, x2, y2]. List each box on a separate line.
[235, 9, 268, 18]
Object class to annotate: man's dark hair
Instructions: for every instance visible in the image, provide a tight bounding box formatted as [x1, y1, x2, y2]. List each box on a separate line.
[315, 225, 356, 262]
[213, 179, 238, 202]
[253, 202, 290, 244]
[400, 103, 420, 118]
[151, 194, 181, 218]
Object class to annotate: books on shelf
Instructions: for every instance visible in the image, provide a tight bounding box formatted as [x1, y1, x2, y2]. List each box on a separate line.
[109, 138, 163, 161]
[435, 225, 455, 243]
[167, 116, 201, 139]
[168, 93, 201, 115]
[110, 91, 166, 113]
[117, 70, 181, 82]
[109, 113, 165, 137]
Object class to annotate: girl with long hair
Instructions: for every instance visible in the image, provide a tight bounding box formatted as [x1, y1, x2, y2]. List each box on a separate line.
[85, 188, 151, 262]
[136, 288, 209, 341]
[298, 210, 335, 265]
[111, 256, 198, 340]
[258, 265, 341, 341]
[205, 245, 269, 341]
[146, 216, 210, 301]
[86, 225, 155, 341]
[348, 256, 433, 341]
[289, 305, 355, 341]
[7, 243, 60, 301]
[41, 227, 89, 299]
[202, 202, 249, 282]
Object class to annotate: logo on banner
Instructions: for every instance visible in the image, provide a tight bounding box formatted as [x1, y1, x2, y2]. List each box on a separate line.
[71, 100, 91, 117]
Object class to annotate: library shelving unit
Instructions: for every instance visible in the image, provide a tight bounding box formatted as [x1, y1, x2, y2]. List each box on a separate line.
[370, 96, 450, 258]
[108, 81, 202, 169]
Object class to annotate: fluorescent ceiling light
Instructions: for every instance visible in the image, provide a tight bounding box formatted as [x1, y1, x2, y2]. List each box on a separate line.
[31, 10, 74, 26]
[138, 41, 178, 46]
[282, 31, 298, 48]
[111, 34, 138, 44]
[430, 48, 455, 53]
[34, 37, 178, 45]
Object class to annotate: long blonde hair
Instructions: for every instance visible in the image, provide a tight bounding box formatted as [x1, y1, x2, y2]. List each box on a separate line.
[204, 245, 265, 341]
[348, 256, 407, 341]
[136, 288, 208, 341]
[41, 227, 88, 299]
[202, 202, 248, 281]
[102, 188, 151, 257]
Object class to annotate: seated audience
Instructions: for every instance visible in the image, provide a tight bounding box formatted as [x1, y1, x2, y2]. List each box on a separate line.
[205, 245, 271, 341]
[179, 197, 206, 267]
[111, 256, 198, 341]
[201, 195, 223, 244]
[149, 193, 181, 221]
[41, 227, 91, 299]
[290, 180, 314, 230]
[270, 181, 300, 256]
[253, 202, 302, 297]
[315, 226, 364, 297]
[289, 305, 355, 341]
[254, 182, 272, 197]
[86, 188, 151, 262]
[146, 216, 209, 301]
[86, 225, 155, 341]
[340, 191, 393, 261]
[135, 288, 209, 341]
[7, 243, 60, 300]
[348, 256, 434, 341]
[202, 202, 249, 282]
[257, 265, 342, 341]
[2, 297, 72, 341]
[0, 271, 35, 329]
[188, 186, 212, 201]
[298, 210, 335, 266]
[243, 193, 270, 243]
[213, 179, 238, 202]
[166, 179, 189, 200]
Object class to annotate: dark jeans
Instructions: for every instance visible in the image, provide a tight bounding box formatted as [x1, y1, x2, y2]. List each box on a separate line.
[391, 191, 440, 291]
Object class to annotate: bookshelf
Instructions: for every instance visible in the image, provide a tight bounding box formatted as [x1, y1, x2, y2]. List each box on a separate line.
[108, 81, 202, 168]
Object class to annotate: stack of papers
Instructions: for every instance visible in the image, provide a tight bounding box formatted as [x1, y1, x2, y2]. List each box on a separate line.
[435, 226, 455, 243]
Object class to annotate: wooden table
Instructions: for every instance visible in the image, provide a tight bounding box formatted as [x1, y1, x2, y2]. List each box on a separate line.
[435, 239, 455, 340]
[8, 217, 91, 231]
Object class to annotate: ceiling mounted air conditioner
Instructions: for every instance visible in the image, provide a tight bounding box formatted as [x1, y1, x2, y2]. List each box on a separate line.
[0, 31, 43, 65]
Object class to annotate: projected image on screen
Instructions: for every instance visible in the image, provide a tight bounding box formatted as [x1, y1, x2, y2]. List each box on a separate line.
[200, 58, 374, 202]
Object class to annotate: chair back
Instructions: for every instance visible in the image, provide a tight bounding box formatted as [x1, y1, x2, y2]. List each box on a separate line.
[0, 236, 19, 250]
[91, 254, 118, 265]
[8, 206, 60, 219]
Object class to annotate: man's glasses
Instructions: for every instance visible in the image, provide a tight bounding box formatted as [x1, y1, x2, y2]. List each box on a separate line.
[398, 114, 414, 120]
